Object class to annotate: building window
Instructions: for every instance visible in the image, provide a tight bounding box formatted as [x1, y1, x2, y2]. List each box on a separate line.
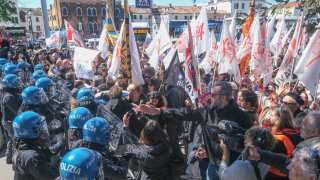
[62, 7, 68, 16]
[234, 3, 239, 9]
[175, 16, 178, 20]
[134, 15, 136, 20]
[102, 8, 106, 17]
[149, 15, 151, 19]
[87, 8, 92, 16]
[89, 22, 93, 33]
[76, 7, 82, 17]
[242, 3, 245, 9]
[36, 26, 41, 31]
[139, 15, 142, 20]
[36, 17, 39, 22]
[184, 16, 187, 20]
[93, 22, 98, 33]
[14, 17, 18, 23]
[257, 3, 262, 8]
[190, 16, 192, 19]
[92, 8, 97, 17]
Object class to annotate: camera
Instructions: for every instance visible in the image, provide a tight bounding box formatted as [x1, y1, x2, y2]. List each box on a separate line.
[206, 120, 245, 152]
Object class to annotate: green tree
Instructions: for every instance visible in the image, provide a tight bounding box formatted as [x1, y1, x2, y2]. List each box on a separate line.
[0, 0, 16, 22]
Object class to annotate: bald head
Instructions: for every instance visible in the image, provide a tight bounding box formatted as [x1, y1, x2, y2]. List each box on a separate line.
[300, 111, 320, 139]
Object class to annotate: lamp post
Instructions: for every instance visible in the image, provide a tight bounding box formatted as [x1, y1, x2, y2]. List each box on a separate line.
[28, 8, 34, 41]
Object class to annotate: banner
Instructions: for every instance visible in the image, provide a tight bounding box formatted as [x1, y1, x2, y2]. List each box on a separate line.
[73, 47, 100, 80]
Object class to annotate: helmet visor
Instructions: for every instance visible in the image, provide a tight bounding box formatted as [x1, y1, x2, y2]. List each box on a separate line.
[48, 86, 56, 99]
[39, 117, 50, 139]
[39, 88, 49, 104]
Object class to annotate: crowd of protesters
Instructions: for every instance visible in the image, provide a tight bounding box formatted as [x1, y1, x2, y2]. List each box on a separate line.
[0, 36, 319, 180]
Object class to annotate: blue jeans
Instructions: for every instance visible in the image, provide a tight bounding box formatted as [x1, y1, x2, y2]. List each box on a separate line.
[206, 162, 220, 180]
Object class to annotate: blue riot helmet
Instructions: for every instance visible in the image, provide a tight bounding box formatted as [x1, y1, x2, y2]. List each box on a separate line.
[22, 86, 49, 105]
[0, 58, 7, 65]
[2, 74, 23, 89]
[77, 87, 94, 102]
[3, 64, 20, 75]
[32, 70, 47, 81]
[83, 117, 111, 145]
[2, 62, 14, 72]
[35, 77, 56, 99]
[60, 147, 102, 180]
[13, 111, 49, 139]
[17, 61, 30, 70]
[68, 107, 93, 129]
[34, 63, 43, 71]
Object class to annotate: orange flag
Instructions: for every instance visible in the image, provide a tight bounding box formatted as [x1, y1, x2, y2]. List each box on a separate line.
[239, 0, 256, 76]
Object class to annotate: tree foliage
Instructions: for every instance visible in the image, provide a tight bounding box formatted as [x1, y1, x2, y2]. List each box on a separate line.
[0, 0, 16, 22]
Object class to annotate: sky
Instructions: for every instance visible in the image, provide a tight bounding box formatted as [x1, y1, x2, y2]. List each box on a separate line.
[17, 0, 209, 8]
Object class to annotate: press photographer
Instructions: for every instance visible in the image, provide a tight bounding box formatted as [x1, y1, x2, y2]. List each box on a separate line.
[218, 127, 276, 180]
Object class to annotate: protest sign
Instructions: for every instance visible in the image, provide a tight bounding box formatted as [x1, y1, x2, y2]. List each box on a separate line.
[73, 47, 100, 80]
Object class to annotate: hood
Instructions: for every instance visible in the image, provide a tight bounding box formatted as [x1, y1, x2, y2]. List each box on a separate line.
[278, 128, 300, 136]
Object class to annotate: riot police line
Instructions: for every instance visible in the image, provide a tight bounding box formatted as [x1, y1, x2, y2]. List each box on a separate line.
[0, 58, 155, 180]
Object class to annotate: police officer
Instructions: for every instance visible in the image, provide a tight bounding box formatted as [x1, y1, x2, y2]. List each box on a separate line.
[71, 117, 129, 180]
[67, 107, 92, 148]
[3, 64, 20, 76]
[12, 111, 59, 179]
[31, 70, 47, 85]
[35, 77, 60, 109]
[1, 74, 23, 164]
[18, 86, 63, 145]
[17, 61, 32, 85]
[60, 147, 103, 179]
[76, 87, 100, 115]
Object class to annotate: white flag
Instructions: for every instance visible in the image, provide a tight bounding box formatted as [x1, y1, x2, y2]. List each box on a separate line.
[145, 20, 172, 69]
[98, 24, 110, 59]
[229, 12, 237, 42]
[275, 16, 303, 85]
[294, 29, 320, 94]
[108, 21, 125, 81]
[129, 16, 144, 84]
[270, 15, 287, 63]
[266, 15, 276, 42]
[250, 17, 272, 86]
[218, 19, 240, 82]
[281, 23, 295, 48]
[200, 31, 218, 74]
[194, 6, 210, 55]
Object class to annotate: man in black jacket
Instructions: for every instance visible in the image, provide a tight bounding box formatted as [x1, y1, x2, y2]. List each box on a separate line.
[139, 81, 252, 180]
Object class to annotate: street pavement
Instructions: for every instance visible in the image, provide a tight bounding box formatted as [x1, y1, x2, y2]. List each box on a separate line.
[0, 149, 14, 179]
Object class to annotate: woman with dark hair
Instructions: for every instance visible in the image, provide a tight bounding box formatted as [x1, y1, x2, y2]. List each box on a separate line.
[126, 120, 172, 180]
[147, 91, 167, 109]
[237, 89, 259, 125]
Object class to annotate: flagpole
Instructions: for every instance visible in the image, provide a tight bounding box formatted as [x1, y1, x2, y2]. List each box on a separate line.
[257, 66, 280, 80]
